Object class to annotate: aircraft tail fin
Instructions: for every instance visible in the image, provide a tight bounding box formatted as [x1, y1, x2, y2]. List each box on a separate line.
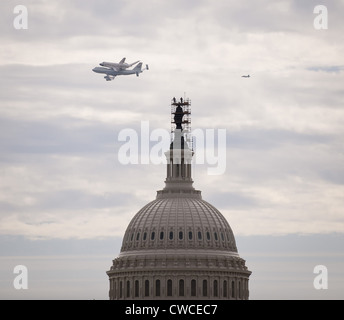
[133, 62, 143, 71]
[119, 57, 126, 64]
[128, 60, 140, 67]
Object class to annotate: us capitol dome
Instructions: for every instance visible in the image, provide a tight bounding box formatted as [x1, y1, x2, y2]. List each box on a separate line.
[107, 98, 251, 300]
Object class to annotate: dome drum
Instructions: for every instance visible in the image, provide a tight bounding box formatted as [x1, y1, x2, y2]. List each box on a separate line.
[107, 268, 250, 300]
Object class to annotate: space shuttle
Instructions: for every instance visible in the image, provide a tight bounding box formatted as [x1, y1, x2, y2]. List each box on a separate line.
[99, 58, 140, 71]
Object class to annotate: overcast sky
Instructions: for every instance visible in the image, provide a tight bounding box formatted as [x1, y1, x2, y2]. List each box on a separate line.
[1, 0, 343, 299]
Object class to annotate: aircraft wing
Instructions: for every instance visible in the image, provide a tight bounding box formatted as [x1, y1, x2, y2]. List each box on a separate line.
[111, 66, 120, 72]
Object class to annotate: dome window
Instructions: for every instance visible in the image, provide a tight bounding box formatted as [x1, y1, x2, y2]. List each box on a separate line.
[130, 233, 134, 241]
[145, 280, 149, 297]
[214, 232, 218, 241]
[151, 232, 155, 240]
[155, 279, 161, 297]
[221, 232, 225, 241]
[179, 279, 185, 296]
[179, 231, 183, 240]
[169, 231, 174, 240]
[126, 280, 130, 298]
[167, 279, 173, 297]
[188, 231, 193, 240]
[198, 231, 202, 240]
[231, 281, 235, 298]
[160, 231, 164, 240]
[191, 279, 197, 297]
[134, 280, 139, 297]
[143, 232, 147, 241]
[206, 232, 211, 241]
[223, 280, 228, 298]
[214, 280, 218, 297]
[136, 233, 140, 241]
[202, 280, 208, 297]
[119, 281, 123, 298]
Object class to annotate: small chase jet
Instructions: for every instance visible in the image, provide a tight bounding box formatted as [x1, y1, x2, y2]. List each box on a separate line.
[241, 75, 250, 78]
[92, 62, 149, 81]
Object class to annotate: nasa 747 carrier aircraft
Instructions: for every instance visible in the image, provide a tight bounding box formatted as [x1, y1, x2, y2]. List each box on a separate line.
[92, 58, 149, 81]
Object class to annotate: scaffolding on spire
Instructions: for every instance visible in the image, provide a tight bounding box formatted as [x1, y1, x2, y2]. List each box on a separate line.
[170, 96, 192, 150]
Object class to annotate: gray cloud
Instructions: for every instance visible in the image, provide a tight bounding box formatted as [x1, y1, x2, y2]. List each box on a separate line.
[307, 65, 344, 73]
[1, 0, 344, 241]
[1, 0, 344, 301]
[207, 191, 259, 210]
[0, 116, 115, 155]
